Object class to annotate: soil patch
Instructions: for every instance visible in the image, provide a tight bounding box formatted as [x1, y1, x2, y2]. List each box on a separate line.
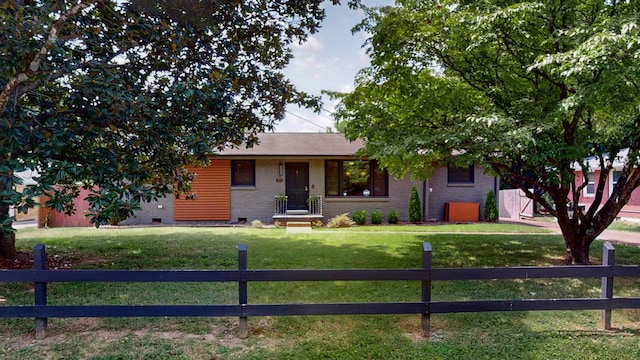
[0, 251, 81, 270]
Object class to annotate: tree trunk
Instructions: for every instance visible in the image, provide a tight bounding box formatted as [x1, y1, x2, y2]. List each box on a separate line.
[0, 231, 17, 259]
[557, 213, 593, 265]
[564, 240, 591, 265]
[0, 200, 18, 259]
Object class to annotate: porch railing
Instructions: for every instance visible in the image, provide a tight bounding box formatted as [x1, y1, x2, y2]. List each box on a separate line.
[275, 196, 287, 215]
[308, 196, 322, 215]
[274, 195, 322, 216]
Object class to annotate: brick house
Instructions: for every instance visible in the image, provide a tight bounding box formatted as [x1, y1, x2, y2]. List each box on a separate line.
[121, 133, 497, 225]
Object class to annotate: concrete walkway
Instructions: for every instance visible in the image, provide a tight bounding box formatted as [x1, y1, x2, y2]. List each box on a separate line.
[502, 217, 640, 247]
[13, 220, 37, 229]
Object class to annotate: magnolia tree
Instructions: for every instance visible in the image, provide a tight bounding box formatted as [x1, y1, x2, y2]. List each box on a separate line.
[333, 1, 640, 264]
[0, 0, 341, 259]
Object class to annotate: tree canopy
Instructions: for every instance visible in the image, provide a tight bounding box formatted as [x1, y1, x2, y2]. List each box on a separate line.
[0, 0, 339, 258]
[333, 0, 640, 263]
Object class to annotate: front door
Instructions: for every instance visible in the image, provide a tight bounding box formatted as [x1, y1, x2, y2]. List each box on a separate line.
[285, 163, 309, 211]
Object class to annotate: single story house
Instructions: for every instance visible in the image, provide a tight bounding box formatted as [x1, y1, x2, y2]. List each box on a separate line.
[573, 149, 640, 221]
[120, 133, 498, 225]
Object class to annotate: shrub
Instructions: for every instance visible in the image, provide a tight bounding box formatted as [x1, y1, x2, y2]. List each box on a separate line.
[251, 219, 263, 228]
[353, 209, 367, 225]
[408, 186, 422, 223]
[327, 213, 355, 228]
[371, 209, 383, 224]
[484, 190, 499, 222]
[387, 209, 399, 224]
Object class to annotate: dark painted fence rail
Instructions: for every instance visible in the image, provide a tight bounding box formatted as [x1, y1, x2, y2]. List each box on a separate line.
[2, 242, 640, 340]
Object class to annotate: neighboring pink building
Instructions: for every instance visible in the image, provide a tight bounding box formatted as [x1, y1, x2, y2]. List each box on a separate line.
[573, 150, 640, 220]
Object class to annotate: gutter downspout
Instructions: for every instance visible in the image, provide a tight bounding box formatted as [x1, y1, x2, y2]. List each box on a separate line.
[423, 179, 428, 223]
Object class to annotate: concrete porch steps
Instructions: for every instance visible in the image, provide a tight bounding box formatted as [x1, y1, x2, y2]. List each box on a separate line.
[286, 221, 312, 233]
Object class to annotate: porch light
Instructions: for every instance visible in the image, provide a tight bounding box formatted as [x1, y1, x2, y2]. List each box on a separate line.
[279, 163, 283, 176]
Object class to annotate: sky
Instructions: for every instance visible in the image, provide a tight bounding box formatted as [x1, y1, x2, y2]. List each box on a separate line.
[276, 0, 394, 133]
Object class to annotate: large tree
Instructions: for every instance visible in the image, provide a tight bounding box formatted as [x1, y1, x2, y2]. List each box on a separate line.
[333, 1, 640, 264]
[0, 0, 339, 259]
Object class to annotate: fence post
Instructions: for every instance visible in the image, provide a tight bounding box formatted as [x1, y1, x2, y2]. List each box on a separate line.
[601, 242, 615, 330]
[238, 244, 248, 339]
[33, 244, 48, 340]
[422, 242, 432, 338]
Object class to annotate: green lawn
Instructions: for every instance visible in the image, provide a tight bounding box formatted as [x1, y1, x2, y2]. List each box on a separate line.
[2, 224, 640, 360]
[608, 221, 640, 233]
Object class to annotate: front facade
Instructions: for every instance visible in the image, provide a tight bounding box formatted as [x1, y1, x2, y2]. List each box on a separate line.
[120, 133, 497, 225]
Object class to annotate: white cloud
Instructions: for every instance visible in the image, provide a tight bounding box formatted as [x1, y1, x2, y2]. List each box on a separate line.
[291, 36, 323, 53]
[276, 0, 395, 132]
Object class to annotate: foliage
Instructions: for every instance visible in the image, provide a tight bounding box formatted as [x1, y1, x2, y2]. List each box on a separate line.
[483, 190, 499, 223]
[332, 1, 640, 263]
[353, 209, 367, 225]
[387, 209, 399, 224]
[251, 220, 263, 228]
[370, 208, 383, 224]
[326, 213, 355, 228]
[0, 0, 339, 257]
[408, 186, 421, 223]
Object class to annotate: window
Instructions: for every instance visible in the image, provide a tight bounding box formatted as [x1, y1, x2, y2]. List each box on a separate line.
[584, 172, 595, 196]
[448, 164, 474, 184]
[607, 170, 623, 197]
[612, 171, 622, 188]
[325, 160, 388, 197]
[231, 160, 255, 186]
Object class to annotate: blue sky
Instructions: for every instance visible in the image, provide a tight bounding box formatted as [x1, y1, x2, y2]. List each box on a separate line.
[276, 0, 394, 132]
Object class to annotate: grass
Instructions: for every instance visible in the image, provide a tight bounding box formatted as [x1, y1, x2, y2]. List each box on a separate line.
[608, 221, 640, 233]
[1, 224, 640, 359]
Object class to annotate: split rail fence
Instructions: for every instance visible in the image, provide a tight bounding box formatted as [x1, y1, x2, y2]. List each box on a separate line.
[1, 242, 640, 339]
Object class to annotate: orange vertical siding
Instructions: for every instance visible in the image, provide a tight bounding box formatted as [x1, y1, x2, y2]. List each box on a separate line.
[174, 160, 231, 221]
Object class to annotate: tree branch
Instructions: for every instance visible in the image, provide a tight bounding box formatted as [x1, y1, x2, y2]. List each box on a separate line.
[0, 0, 99, 112]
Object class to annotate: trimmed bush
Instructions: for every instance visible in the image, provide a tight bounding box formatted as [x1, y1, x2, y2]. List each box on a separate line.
[408, 186, 422, 223]
[387, 209, 399, 224]
[370, 209, 383, 225]
[251, 219, 263, 228]
[484, 190, 499, 222]
[327, 213, 355, 228]
[353, 209, 367, 225]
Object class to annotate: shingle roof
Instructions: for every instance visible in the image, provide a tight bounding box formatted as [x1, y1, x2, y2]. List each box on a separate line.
[217, 133, 364, 157]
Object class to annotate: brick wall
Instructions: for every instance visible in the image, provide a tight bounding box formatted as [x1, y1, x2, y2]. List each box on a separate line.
[428, 163, 496, 221]
[230, 159, 284, 223]
[119, 196, 175, 225]
[323, 175, 423, 223]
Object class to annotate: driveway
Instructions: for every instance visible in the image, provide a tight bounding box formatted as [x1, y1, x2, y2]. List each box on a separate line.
[501, 217, 640, 247]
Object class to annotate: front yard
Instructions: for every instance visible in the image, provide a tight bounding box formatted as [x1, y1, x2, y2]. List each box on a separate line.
[2, 224, 640, 359]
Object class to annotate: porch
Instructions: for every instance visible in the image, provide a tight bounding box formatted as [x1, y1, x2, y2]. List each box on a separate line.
[272, 195, 324, 225]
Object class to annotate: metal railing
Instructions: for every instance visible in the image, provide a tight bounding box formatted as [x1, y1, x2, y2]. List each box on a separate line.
[274, 196, 287, 215]
[307, 196, 322, 215]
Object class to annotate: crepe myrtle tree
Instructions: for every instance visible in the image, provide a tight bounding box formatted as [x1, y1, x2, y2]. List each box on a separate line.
[331, 1, 640, 264]
[0, 0, 347, 259]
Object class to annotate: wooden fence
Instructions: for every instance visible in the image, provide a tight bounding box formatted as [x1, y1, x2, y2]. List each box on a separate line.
[2, 242, 640, 340]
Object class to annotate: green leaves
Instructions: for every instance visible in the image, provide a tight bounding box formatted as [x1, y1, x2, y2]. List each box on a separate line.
[336, 1, 640, 257]
[0, 0, 332, 234]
